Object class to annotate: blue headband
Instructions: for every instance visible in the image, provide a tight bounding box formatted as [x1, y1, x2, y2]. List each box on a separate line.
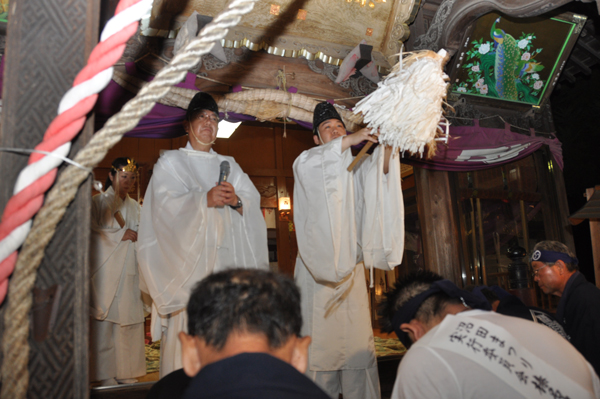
[391, 280, 491, 349]
[530, 250, 578, 265]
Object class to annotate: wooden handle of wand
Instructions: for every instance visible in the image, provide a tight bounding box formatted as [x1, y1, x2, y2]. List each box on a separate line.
[114, 211, 126, 228]
[347, 141, 374, 172]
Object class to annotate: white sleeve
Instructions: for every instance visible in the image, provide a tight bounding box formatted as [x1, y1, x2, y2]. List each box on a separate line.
[137, 155, 217, 315]
[356, 145, 404, 270]
[89, 193, 136, 321]
[293, 137, 358, 284]
[137, 153, 268, 315]
[90, 194, 127, 270]
[218, 158, 269, 271]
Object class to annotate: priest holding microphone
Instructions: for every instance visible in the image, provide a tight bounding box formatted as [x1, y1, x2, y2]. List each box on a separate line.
[138, 92, 269, 377]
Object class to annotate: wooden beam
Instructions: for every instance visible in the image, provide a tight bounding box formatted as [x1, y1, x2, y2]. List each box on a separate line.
[570, 52, 593, 75]
[578, 37, 600, 63]
[417, 0, 576, 54]
[585, 187, 600, 288]
[194, 51, 363, 109]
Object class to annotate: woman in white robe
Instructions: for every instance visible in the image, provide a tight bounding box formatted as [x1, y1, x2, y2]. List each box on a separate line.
[293, 102, 404, 399]
[137, 93, 269, 377]
[90, 157, 146, 385]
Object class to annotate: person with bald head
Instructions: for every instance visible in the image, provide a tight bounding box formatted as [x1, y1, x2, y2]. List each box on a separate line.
[531, 240, 600, 375]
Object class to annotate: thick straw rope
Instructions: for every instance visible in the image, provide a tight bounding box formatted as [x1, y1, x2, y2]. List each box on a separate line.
[112, 70, 365, 130]
[0, 0, 259, 397]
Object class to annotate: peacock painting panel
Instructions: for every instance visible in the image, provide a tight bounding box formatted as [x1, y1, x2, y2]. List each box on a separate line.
[451, 12, 579, 106]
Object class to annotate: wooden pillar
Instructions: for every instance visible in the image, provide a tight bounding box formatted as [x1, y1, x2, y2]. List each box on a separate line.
[552, 152, 575, 250]
[585, 187, 600, 288]
[414, 167, 462, 285]
[274, 127, 294, 276]
[0, 0, 99, 397]
[533, 148, 575, 248]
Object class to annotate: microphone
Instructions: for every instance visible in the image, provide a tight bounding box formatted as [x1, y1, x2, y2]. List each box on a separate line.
[218, 161, 230, 185]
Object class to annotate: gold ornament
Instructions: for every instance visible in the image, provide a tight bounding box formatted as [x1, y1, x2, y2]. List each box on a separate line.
[112, 158, 138, 173]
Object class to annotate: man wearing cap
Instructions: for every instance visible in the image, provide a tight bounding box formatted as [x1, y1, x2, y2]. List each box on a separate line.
[531, 240, 600, 375]
[138, 92, 269, 377]
[292, 102, 404, 399]
[380, 270, 600, 399]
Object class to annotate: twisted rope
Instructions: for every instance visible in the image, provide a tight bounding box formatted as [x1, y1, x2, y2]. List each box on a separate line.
[0, 0, 258, 397]
[0, 0, 151, 305]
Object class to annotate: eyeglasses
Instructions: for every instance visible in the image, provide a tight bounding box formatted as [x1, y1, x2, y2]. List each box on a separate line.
[192, 112, 219, 124]
[532, 263, 552, 276]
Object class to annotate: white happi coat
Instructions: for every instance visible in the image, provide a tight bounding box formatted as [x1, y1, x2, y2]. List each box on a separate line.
[90, 187, 144, 326]
[293, 136, 404, 372]
[138, 143, 269, 375]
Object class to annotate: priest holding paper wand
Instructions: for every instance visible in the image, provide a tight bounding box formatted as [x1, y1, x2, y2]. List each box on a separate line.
[293, 102, 405, 399]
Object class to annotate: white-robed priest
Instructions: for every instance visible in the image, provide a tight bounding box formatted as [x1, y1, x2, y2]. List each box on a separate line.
[293, 102, 404, 399]
[137, 92, 269, 377]
[90, 157, 146, 385]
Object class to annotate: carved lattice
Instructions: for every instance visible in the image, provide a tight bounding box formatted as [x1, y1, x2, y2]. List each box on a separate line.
[0, 0, 97, 398]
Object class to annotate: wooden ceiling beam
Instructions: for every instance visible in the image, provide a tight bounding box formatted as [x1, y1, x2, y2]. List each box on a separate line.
[578, 35, 600, 62]
[415, 0, 577, 54]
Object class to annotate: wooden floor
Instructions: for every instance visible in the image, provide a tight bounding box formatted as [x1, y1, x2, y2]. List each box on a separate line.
[137, 371, 159, 383]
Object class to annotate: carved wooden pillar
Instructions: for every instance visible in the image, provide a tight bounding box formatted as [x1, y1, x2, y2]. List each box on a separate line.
[414, 167, 462, 285]
[0, 0, 99, 397]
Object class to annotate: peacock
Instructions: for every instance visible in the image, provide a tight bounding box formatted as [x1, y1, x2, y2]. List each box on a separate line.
[486, 17, 544, 102]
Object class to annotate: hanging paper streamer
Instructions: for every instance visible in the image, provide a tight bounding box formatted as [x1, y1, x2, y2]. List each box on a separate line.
[354, 49, 450, 157]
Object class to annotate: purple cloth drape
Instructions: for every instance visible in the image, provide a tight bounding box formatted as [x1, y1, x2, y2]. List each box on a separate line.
[95, 63, 199, 138]
[95, 63, 310, 138]
[403, 120, 563, 171]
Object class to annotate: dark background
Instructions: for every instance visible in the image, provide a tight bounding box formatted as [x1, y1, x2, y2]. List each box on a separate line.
[551, 2, 600, 283]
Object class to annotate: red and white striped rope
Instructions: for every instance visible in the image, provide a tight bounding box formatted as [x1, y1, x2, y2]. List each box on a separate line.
[0, 0, 152, 304]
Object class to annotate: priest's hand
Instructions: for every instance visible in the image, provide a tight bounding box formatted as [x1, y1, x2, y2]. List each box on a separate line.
[122, 229, 138, 242]
[207, 181, 237, 208]
[342, 127, 378, 153]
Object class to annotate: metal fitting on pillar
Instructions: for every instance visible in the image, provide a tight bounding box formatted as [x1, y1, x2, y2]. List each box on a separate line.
[507, 244, 529, 289]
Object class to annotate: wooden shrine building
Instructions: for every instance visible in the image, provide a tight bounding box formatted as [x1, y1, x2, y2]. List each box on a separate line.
[0, 0, 599, 397]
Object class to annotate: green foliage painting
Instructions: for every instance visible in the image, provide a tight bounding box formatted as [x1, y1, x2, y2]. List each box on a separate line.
[451, 13, 577, 106]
